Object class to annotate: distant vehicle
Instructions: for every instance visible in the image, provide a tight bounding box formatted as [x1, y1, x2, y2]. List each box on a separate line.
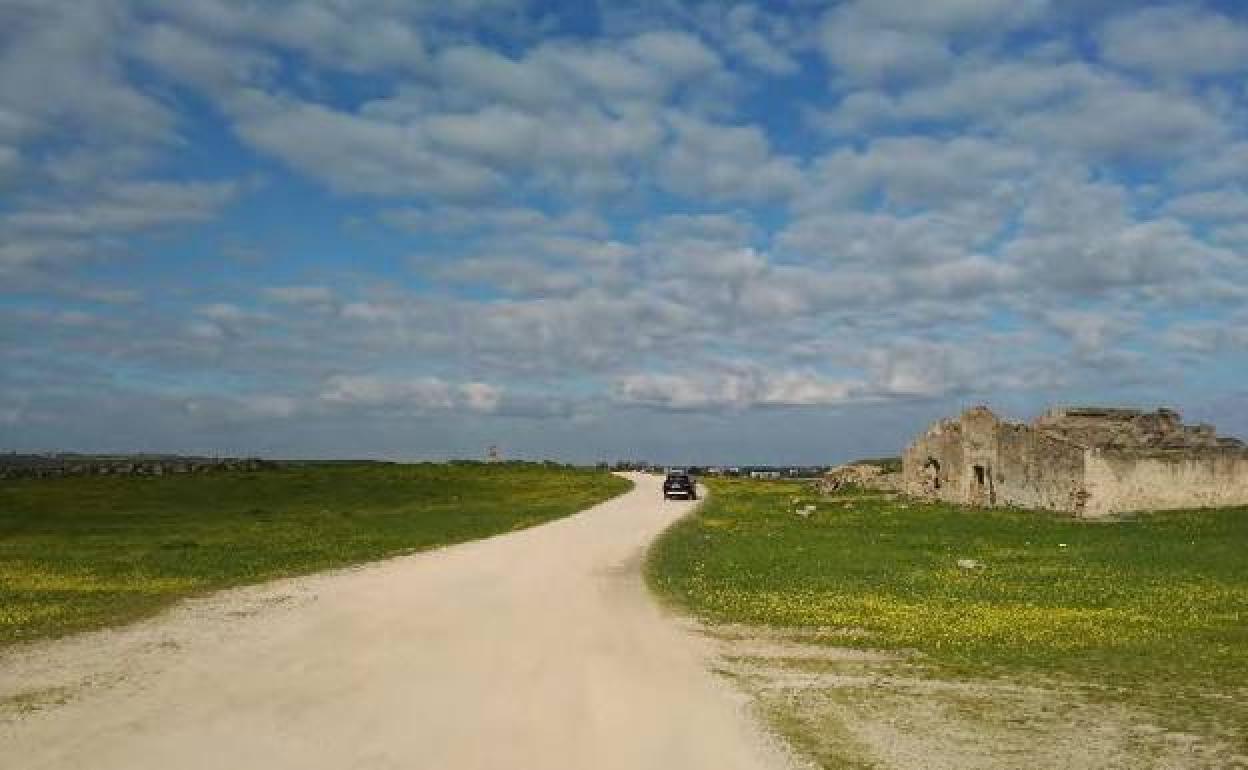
[663, 470, 697, 501]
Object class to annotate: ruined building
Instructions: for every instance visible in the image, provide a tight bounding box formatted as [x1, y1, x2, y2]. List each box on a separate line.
[902, 406, 1248, 517]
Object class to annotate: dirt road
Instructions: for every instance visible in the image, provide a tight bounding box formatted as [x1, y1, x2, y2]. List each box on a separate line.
[0, 473, 797, 770]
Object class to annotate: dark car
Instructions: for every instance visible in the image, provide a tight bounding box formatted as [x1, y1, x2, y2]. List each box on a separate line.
[663, 470, 697, 500]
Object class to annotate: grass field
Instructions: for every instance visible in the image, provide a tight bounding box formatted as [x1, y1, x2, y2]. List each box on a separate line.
[647, 478, 1248, 763]
[0, 462, 630, 647]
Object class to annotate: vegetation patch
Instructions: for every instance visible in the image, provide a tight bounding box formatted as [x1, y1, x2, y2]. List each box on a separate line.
[1, 462, 629, 646]
[647, 477, 1248, 764]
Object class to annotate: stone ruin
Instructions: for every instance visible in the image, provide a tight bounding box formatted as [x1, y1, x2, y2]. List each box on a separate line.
[815, 463, 902, 494]
[0, 454, 274, 481]
[902, 406, 1248, 517]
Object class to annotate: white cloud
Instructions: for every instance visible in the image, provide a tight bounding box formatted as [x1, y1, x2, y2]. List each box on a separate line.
[132, 21, 276, 94]
[1044, 309, 1138, 358]
[799, 135, 1036, 210]
[460, 382, 504, 414]
[436, 256, 585, 296]
[380, 205, 607, 237]
[6, 0, 1248, 458]
[6, 181, 239, 235]
[1009, 214, 1225, 295]
[819, 8, 951, 85]
[817, 59, 1096, 133]
[852, 0, 1051, 34]
[862, 338, 1059, 398]
[0, 144, 18, 187]
[626, 30, 721, 80]
[1159, 319, 1248, 355]
[263, 285, 336, 307]
[144, 0, 434, 74]
[435, 45, 552, 108]
[241, 394, 300, 419]
[227, 26, 744, 201]
[817, 0, 1047, 84]
[1175, 142, 1248, 187]
[319, 375, 502, 415]
[1008, 78, 1227, 161]
[230, 94, 503, 198]
[1099, 6, 1248, 77]
[712, 4, 800, 75]
[0, 2, 174, 148]
[611, 368, 861, 411]
[1164, 188, 1248, 221]
[779, 209, 996, 267]
[660, 114, 802, 201]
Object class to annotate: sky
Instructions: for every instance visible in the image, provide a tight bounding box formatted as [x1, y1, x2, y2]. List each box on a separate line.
[3, 0, 1248, 464]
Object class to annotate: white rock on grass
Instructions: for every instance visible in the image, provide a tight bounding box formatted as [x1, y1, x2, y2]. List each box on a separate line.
[956, 559, 984, 570]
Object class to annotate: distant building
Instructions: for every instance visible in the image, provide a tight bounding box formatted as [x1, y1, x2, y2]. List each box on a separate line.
[903, 406, 1248, 517]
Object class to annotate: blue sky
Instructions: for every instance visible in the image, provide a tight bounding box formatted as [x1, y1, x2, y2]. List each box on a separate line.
[3, 0, 1248, 464]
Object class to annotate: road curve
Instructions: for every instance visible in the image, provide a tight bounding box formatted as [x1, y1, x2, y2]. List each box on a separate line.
[0, 473, 796, 770]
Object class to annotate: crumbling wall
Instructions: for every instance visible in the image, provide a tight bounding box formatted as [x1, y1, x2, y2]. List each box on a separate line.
[905, 407, 1086, 511]
[902, 417, 968, 503]
[1083, 448, 1248, 515]
[993, 425, 1087, 512]
[1033, 407, 1223, 450]
[904, 405, 1248, 515]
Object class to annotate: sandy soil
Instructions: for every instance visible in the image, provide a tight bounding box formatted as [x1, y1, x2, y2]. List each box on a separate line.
[706, 627, 1248, 769]
[0, 473, 799, 770]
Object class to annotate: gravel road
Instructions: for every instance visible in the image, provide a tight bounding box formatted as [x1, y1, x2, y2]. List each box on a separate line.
[0, 472, 797, 770]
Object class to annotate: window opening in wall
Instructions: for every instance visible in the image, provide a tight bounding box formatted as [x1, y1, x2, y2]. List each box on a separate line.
[924, 458, 941, 490]
[974, 465, 986, 486]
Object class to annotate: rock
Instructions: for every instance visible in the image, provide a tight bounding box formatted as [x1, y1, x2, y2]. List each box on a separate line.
[957, 559, 984, 570]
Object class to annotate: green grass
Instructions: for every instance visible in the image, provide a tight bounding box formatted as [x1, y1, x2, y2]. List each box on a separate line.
[0, 462, 630, 646]
[647, 478, 1248, 736]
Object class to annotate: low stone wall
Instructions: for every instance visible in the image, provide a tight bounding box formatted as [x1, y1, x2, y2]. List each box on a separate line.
[0, 457, 275, 480]
[1084, 448, 1248, 515]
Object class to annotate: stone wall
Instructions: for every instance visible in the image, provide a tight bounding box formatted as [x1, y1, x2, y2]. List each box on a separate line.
[904, 405, 1248, 516]
[1083, 447, 1248, 515]
[0, 456, 274, 480]
[993, 426, 1087, 513]
[902, 415, 966, 501]
[902, 407, 1085, 512]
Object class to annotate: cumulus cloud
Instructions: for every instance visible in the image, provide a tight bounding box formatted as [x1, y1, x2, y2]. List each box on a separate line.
[5, 0, 1248, 459]
[660, 115, 803, 201]
[220, 24, 756, 201]
[705, 3, 800, 75]
[0, 145, 19, 186]
[1163, 189, 1248, 222]
[817, 0, 1049, 85]
[6, 181, 239, 235]
[1007, 78, 1227, 162]
[230, 95, 504, 199]
[818, 7, 952, 85]
[319, 375, 502, 415]
[1098, 6, 1248, 77]
[1043, 309, 1138, 358]
[263, 285, 336, 306]
[799, 135, 1036, 210]
[611, 368, 861, 411]
[0, 1, 174, 147]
